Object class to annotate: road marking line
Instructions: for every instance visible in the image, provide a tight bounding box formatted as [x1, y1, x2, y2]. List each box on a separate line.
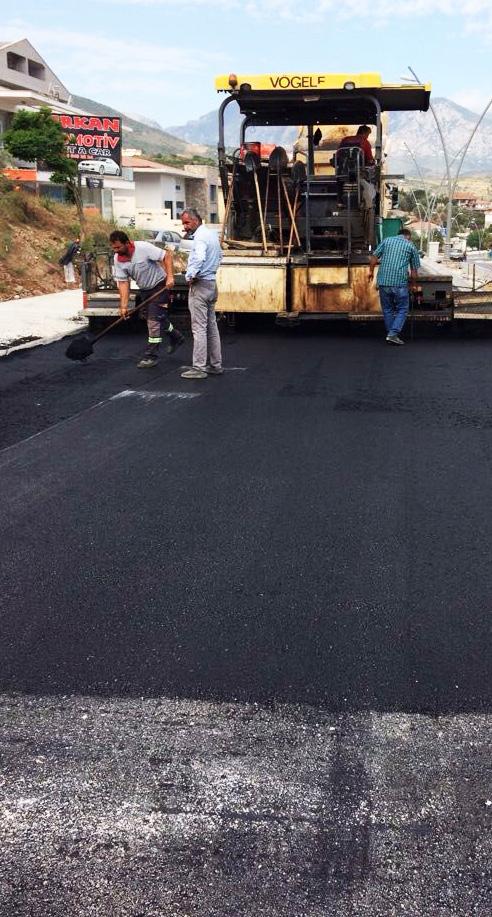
[0, 389, 200, 458]
[111, 389, 200, 403]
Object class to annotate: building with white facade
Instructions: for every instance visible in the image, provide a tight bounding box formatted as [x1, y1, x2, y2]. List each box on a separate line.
[120, 156, 222, 231]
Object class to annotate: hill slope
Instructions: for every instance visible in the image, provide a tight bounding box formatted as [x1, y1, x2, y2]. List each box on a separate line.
[71, 94, 215, 159]
[386, 98, 492, 176]
[0, 188, 114, 302]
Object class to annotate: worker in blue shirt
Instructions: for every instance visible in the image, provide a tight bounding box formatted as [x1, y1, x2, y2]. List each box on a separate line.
[369, 228, 420, 345]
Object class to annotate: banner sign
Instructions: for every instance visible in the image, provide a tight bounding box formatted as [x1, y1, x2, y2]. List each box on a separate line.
[86, 177, 104, 189]
[52, 114, 122, 167]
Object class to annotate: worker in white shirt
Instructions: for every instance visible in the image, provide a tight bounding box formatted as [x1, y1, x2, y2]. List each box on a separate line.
[180, 210, 223, 380]
[110, 230, 184, 368]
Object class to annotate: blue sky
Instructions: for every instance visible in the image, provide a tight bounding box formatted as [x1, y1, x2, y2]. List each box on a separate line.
[1, 2, 491, 128]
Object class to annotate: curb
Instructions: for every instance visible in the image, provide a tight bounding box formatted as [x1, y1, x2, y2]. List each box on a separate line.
[0, 320, 88, 358]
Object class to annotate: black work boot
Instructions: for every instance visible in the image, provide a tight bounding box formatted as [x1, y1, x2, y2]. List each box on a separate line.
[167, 329, 185, 354]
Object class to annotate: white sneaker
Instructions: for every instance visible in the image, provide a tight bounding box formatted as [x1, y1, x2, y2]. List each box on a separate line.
[205, 365, 224, 375]
[181, 367, 207, 379]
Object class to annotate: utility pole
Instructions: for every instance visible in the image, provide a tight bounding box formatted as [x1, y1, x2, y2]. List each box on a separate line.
[407, 66, 492, 250]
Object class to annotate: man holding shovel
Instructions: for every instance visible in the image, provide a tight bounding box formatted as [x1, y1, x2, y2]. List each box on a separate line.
[109, 230, 184, 368]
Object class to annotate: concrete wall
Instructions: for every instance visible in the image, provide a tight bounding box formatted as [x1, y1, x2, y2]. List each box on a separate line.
[112, 190, 136, 225]
[184, 176, 208, 220]
[135, 209, 183, 232]
[105, 176, 136, 226]
[184, 165, 223, 223]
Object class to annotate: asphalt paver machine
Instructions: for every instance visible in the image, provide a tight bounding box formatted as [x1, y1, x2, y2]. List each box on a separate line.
[215, 72, 454, 323]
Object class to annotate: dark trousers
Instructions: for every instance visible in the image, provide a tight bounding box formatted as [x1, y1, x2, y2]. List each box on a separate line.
[136, 284, 172, 357]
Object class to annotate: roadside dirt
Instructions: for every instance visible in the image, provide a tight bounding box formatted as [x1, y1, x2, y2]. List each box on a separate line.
[0, 190, 113, 302]
[0, 222, 73, 301]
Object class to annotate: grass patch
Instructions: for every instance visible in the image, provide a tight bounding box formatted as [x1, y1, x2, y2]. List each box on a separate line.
[41, 244, 60, 263]
[10, 264, 26, 277]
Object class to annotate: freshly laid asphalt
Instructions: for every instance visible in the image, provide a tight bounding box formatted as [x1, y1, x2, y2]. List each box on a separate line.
[1, 319, 491, 915]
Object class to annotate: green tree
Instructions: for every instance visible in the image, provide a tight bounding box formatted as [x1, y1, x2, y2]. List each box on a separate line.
[467, 228, 492, 250]
[3, 107, 86, 239]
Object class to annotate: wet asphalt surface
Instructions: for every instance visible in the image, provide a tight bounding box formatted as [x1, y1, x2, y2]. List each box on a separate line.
[1, 319, 491, 915]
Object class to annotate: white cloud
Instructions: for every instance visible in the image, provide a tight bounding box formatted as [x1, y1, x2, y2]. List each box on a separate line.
[0, 21, 223, 120]
[64, 0, 492, 35]
[0, 22, 221, 79]
[451, 90, 492, 115]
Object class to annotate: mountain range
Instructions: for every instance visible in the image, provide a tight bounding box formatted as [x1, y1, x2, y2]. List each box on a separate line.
[71, 94, 492, 177]
[167, 98, 492, 177]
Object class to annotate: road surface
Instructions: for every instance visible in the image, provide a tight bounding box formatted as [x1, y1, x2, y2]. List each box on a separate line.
[1, 321, 491, 915]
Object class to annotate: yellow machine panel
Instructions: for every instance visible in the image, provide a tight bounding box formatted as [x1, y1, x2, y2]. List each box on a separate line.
[215, 73, 383, 92]
[291, 265, 380, 314]
[217, 258, 286, 313]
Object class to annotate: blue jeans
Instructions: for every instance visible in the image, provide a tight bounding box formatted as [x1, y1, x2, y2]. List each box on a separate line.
[378, 285, 409, 335]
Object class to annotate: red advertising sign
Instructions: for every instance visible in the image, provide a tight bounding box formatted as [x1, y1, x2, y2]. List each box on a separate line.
[52, 114, 122, 173]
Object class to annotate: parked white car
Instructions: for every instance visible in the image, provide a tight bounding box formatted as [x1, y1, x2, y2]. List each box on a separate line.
[78, 158, 121, 176]
[153, 229, 194, 253]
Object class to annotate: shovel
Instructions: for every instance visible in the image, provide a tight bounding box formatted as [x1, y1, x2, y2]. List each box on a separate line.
[287, 160, 306, 259]
[220, 160, 237, 245]
[65, 284, 173, 361]
[243, 151, 268, 253]
[268, 148, 288, 256]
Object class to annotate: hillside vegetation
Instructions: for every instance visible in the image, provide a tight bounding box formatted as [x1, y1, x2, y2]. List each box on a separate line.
[0, 180, 114, 302]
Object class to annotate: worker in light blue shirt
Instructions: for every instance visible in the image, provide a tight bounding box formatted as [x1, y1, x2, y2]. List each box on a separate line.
[369, 228, 420, 345]
[180, 209, 223, 379]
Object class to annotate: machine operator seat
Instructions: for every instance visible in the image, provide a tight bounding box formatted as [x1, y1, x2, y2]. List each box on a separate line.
[334, 145, 363, 208]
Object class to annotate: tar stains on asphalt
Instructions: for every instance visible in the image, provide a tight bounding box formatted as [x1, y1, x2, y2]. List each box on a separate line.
[0, 695, 491, 917]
